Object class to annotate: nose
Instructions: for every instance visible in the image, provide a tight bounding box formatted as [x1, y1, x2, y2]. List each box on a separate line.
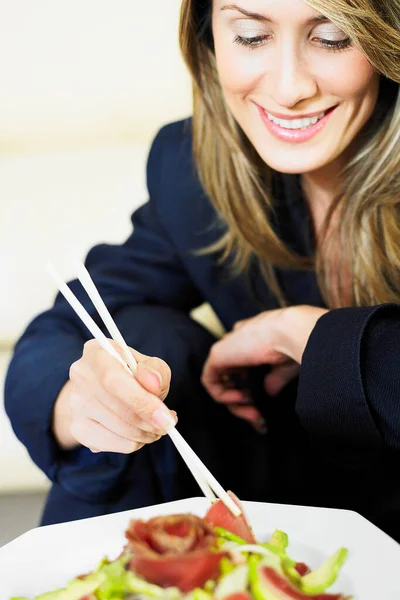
[270, 42, 317, 108]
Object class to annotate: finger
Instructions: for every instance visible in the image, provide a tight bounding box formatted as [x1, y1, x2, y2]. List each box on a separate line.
[201, 362, 229, 399]
[83, 340, 170, 395]
[202, 339, 264, 393]
[214, 389, 248, 403]
[228, 405, 267, 434]
[228, 404, 263, 424]
[71, 417, 145, 454]
[102, 370, 176, 432]
[201, 371, 249, 404]
[233, 318, 250, 331]
[103, 342, 171, 400]
[70, 360, 167, 437]
[83, 339, 129, 376]
[83, 343, 177, 432]
[264, 362, 299, 397]
[134, 357, 171, 400]
[78, 393, 162, 445]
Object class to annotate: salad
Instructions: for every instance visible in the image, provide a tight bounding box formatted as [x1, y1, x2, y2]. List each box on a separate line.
[10, 492, 351, 600]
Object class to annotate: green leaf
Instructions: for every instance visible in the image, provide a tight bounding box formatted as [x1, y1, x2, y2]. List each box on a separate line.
[190, 589, 213, 600]
[215, 527, 247, 546]
[248, 555, 265, 600]
[260, 542, 288, 559]
[269, 530, 288, 550]
[300, 548, 348, 595]
[219, 557, 235, 577]
[125, 572, 181, 599]
[95, 556, 132, 600]
[282, 547, 348, 595]
[34, 572, 105, 600]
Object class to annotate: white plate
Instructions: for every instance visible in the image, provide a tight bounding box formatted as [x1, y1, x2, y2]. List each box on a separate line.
[1, 498, 400, 599]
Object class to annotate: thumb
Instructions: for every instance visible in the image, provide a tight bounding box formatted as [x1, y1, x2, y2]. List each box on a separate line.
[264, 361, 299, 397]
[107, 340, 171, 400]
[135, 356, 171, 400]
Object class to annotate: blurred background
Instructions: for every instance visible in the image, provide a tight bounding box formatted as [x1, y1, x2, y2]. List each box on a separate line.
[0, 0, 214, 544]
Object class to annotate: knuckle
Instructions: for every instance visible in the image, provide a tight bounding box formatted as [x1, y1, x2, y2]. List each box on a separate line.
[129, 389, 150, 415]
[209, 344, 218, 357]
[83, 339, 98, 355]
[69, 360, 83, 382]
[143, 430, 160, 443]
[99, 368, 119, 393]
[159, 359, 171, 382]
[121, 441, 143, 455]
[209, 343, 222, 361]
[121, 403, 138, 425]
[128, 426, 157, 444]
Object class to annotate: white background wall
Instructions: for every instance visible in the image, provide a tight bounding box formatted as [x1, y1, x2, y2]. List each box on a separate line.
[0, 0, 194, 491]
[0, 0, 192, 342]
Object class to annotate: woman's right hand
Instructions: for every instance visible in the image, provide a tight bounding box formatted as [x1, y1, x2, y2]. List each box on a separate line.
[53, 339, 176, 454]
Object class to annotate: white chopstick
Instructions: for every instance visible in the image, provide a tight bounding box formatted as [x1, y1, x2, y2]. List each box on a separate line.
[77, 263, 138, 374]
[46, 263, 130, 372]
[47, 262, 240, 517]
[76, 265, 217, 504]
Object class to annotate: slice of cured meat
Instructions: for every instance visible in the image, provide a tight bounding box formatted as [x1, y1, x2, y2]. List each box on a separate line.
[126, 513, 226, 592]
[130, 550, 226, 592]
[205, 491, 256, 543]
[126, 514, 217, 555]
[257, 566, 349, 600]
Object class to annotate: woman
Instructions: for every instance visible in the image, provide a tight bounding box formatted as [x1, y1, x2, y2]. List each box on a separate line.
[5, 0, 400, 542]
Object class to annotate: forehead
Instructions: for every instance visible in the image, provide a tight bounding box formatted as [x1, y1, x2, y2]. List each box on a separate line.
[213, 0, 325, 22]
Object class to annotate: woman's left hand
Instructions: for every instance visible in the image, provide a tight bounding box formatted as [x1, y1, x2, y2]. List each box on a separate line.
[201, 305, 328, 429]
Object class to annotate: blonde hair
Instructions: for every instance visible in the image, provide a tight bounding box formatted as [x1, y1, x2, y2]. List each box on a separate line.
[179, 0, 400, 308]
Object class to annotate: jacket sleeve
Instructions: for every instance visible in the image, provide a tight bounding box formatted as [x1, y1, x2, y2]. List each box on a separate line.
[4, 125, 204, 501]
[296, 303, 400, 464]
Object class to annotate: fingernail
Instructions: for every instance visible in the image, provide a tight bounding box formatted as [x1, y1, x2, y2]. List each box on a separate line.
[254, 417, 268, 435]
[152, 408, 177, 432]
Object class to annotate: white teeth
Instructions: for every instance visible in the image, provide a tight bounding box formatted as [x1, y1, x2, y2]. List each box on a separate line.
[266, 111, 326, 129]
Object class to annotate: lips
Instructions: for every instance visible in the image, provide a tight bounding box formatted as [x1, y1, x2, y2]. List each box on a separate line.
[265, 110, 326, 130]
[264, 106, 337, 121]
[256, 103, 338, 143]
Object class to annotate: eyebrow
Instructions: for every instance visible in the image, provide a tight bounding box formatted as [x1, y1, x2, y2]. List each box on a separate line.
[220, 4, 329, 24]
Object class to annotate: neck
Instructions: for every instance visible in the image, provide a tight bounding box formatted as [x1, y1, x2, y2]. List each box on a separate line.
[300, 159, 344, 238]
[301, 162, 341, 208]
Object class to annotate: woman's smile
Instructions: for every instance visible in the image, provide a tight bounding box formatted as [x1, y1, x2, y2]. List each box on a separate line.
[254, 101, 338, 142]
[212, 0, 380, 174]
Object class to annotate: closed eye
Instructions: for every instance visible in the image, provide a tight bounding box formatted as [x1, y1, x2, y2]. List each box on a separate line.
[312, 37, 352, 51]
[233, 34, 270, 48]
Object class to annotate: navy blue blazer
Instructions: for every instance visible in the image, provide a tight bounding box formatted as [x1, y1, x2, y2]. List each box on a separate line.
[5, 119, 400, 540]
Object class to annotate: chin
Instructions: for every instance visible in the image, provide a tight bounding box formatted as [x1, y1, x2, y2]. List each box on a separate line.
[256, 146, 337, 175]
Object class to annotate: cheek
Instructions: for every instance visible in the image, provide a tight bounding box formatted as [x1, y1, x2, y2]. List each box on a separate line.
[317, 52, 378, 103]
[214, 38, 265, 97]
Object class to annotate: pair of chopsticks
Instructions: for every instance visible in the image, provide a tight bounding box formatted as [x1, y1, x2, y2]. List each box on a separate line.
[47, 262, 241, 518]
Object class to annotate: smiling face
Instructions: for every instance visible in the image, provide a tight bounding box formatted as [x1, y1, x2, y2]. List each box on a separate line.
[212, 0, 380, 174]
